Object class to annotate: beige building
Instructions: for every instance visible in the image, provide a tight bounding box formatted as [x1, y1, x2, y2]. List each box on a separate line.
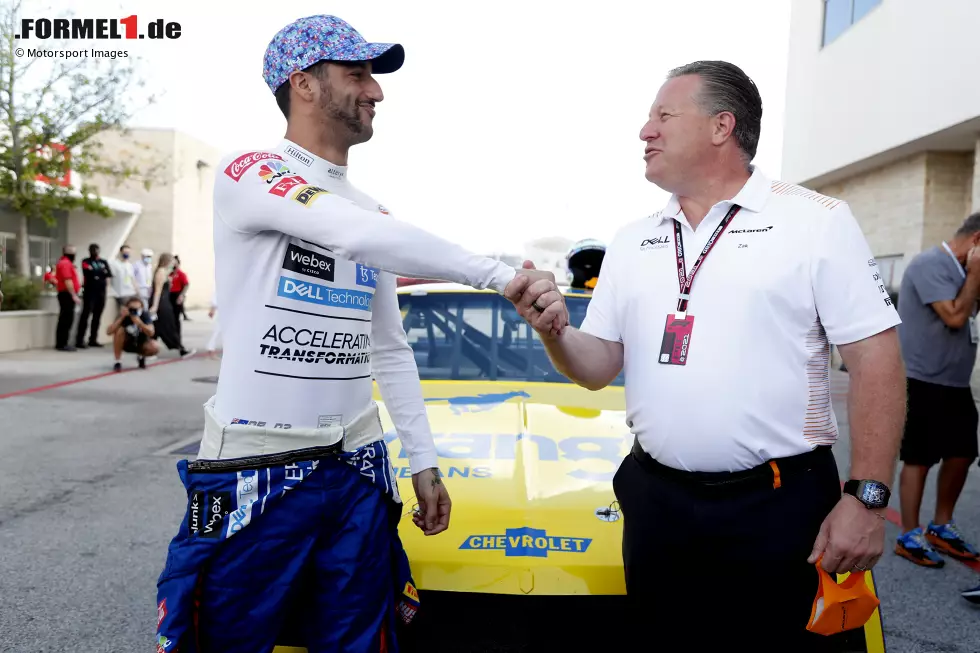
[782, 0, 980, 294]
[0, 127, 222, 351]
[85, 127, 222, 311]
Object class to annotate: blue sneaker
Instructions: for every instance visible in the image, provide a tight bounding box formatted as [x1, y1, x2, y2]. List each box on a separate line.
[895, 527, 945, 568]
[926, 521, 980, 560]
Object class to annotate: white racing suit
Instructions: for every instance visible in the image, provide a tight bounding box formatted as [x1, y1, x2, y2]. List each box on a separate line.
[154, 140, 517, 653]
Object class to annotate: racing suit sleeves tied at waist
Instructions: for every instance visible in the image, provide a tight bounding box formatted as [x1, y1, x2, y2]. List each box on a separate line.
[197, 395, 384, 461]
[156, 407, 420, 653]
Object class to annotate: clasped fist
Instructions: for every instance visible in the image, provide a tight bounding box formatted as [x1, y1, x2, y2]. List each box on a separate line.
[502, 261, 569, 338]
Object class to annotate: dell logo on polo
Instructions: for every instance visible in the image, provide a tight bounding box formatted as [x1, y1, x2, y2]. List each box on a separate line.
[282, 243, 334, 282]
[640, 236, 670, 250]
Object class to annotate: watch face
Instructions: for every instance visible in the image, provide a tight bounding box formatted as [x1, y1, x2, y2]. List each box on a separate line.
[861, 482, 887, 506]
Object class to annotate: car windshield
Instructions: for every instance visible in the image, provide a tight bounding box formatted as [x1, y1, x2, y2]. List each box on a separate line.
[397, 290, 625, 386]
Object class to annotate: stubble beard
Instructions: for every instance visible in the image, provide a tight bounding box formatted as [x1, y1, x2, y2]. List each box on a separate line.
[318, 83, 372, 146]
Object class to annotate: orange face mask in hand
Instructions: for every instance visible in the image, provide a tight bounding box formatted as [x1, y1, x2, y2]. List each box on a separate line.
[806, 557, 880, 636]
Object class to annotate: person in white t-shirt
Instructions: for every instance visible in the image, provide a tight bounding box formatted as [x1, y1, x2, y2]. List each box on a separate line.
[108, 244, 138, 311]
[133, 248, 154, 309]
[505, 60, 905, 649]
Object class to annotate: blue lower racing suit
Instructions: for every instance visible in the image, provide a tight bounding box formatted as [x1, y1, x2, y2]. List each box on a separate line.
[155, 440, 420, 653]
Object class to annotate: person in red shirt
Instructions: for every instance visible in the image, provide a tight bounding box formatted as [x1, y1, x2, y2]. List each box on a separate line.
[42, 266, 58, 290]
[168, 255, 190, 342]
[54, 244, 82, 351]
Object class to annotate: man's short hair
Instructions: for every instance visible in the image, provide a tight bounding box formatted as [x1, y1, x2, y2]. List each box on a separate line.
[955, 212, 980, 237]
[667, 60, 763, 163]
[275, 61, 329, 120]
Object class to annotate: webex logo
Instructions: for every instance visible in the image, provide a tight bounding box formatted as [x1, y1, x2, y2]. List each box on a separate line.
[282, 243, 334, 282]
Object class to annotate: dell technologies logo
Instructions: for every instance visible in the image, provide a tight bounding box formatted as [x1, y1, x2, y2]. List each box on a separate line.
[640, 235, 670, 251]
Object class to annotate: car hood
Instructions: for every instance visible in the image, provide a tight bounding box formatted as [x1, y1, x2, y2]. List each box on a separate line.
[373, 380, 630, 596]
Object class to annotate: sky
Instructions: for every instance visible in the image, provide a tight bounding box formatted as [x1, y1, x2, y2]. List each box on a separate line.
[21, 0, 793, 254]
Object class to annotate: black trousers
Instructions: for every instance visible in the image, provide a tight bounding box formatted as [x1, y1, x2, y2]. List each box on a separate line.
[76, 290, 106, 346]
[613, 441, 859, 652]
[55, 291, 75, 348]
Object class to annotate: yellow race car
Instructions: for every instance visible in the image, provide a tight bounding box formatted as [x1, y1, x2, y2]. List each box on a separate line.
[277, 270, 887, 652]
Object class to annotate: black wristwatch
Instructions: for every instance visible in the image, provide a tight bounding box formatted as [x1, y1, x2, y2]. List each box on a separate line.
[843, 479, 891, 509]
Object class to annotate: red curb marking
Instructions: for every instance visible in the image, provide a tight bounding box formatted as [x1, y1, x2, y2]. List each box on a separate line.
[0, 353, 203, 400]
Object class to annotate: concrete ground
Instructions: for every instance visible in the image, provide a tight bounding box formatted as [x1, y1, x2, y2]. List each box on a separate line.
[0, 311, 977, 652]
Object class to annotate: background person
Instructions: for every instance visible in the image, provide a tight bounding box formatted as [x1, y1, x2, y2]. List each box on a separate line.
[169, 256, 191, 337]
[106, 295, 159, 371]
[76, 242, 112, 349]
[54, 244, 81, 352]
[149, 253, 192, 358]
[504, 60, 905, 650]
[134, 248, 154, 310]
[42, 266, 57, 290]
[894, 212, 980, 567]
[108, 244, 138, 312]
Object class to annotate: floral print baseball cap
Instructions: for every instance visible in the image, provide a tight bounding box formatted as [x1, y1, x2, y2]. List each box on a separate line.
[263, 15, 404, 93]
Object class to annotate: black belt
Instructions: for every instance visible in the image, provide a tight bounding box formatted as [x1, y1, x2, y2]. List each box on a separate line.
[630, 437, 833, 492]
[187, 444, 343, 474]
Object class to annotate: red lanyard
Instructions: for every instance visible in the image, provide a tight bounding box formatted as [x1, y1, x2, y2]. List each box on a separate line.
[672, 204, 741, 316]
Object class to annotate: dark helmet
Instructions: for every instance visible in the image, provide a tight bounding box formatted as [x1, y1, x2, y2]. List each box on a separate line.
[565, 238, 606, 290]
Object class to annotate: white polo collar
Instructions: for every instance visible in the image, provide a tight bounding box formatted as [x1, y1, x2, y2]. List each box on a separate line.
[278, 139, 348, 182]
[654, 166, 771, 225]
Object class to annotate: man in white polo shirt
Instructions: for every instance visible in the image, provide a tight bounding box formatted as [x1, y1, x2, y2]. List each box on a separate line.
[505, 61, 905, 649]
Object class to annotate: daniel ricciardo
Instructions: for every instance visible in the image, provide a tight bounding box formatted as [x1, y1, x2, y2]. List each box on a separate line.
[154, 15, 555, 653]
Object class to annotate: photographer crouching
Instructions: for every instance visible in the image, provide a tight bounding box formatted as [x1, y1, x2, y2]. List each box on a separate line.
[106, 295, 159, 371]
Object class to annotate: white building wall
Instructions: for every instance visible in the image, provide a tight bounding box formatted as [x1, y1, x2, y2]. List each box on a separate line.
[66, 209, 140, 260]
[783, 0, 980, 185]
[170, 132, 221, 310]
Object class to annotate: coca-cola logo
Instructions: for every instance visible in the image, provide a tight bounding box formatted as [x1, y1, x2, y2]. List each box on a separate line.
[223, 151, 284, 182]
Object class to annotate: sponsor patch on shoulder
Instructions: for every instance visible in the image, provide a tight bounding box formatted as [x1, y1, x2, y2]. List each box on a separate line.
[268, 175, 307, 197]
[224, 151, 284, 182]
[256, 160, 292, 184]
[292, 184, 329, 207]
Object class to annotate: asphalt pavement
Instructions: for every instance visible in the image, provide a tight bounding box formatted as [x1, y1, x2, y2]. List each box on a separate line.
[0, 312, 977, 652]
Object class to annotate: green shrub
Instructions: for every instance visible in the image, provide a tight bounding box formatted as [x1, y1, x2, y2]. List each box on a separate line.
[0, 274, 41, 311]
